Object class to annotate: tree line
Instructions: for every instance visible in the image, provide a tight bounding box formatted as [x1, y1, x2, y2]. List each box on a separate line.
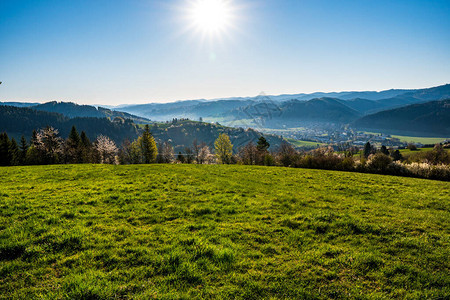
[1, 125, 449, 181]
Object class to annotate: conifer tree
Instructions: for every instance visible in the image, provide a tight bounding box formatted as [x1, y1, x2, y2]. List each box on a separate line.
[363, 142, 372, 158]
[9, 138, 20, 166]
[0, 132, 11, 166]
[257, 136, 270, 152]
[141, 125, 158, 163]
[19, 135, 28, 165]
[68, 126, 81, 146]
[380, 145, 389, 155]
[65, 126, 82, 163]
[80, 131, 91, 148]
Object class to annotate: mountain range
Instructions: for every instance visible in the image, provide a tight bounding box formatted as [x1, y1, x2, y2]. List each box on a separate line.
[112, 84, 450, 127]
[0, 101, 151, 124]
[1, 83, 449, 137]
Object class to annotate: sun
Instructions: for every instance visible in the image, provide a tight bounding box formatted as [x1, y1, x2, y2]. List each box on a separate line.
[188, 0, 233, 35]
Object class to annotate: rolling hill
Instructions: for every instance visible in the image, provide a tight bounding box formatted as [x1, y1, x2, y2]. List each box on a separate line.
[114, 84, 450, 125]
[0, 105, 140, 143]
[3, 83, 449, 128]
[226, 97, 362, 128]
[0, 105, 284, 151]
[149, 120, 284, 153]
[352, 99, 450, 136]
[32, 101, 152, 124]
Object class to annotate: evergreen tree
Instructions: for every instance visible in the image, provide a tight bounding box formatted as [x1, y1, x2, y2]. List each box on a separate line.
[0, 132, 11, 166]
[380, 145, 389, 155]
[68, 126, 81, 146]
[65, 126, 82, 163]
[363, 142, 372, 158]
[19, 135, 28, 165]
[214, 133, 233, 164]
[80, 131, 91, 148]
[141, 125, 158, 163]
[391, 149, 403, 161]
[80, 131, 92, 163]
[256, 136, 270, 152]
[31, 130, 38, 146]
[9, 138, 20, 166]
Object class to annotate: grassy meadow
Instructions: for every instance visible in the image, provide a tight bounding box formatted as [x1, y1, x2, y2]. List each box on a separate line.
[391, 135, 448, 145]
[286, 138, 326, 148]
[0, 164, 449, 299]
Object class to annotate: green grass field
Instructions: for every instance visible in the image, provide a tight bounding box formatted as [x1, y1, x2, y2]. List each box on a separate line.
[1, 165, 449, 299]
[286, 138, 326, 148]
[391, 135, 448, 145]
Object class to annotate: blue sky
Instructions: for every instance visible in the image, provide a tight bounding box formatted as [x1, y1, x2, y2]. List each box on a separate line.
[1, 0, 449, 104]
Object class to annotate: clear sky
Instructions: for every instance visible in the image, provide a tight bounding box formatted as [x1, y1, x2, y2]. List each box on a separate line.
[1, 0, 449, 105]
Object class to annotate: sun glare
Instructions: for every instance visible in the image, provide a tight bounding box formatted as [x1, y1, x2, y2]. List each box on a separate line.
[188, 0, 233, 35]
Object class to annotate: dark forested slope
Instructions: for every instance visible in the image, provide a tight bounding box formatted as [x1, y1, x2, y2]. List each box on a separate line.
[352, 99, 450, 136]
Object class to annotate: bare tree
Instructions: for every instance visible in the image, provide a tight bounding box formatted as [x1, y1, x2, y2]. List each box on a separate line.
[239, 141, 258, 165]
[184, 146, 194, 164]
[158, 141, 175, 163]
[193, 139, 200, 163]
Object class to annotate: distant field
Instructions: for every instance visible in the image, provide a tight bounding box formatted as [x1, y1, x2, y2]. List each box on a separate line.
[0, 165, 449, 298]
[361, 132, 448, 144]
[391, 135, 448, 144]
[286, 138, 325, 148]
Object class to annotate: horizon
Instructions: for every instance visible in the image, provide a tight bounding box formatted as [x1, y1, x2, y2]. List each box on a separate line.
[2, 82, 449, 107]
[1, 0, 450, 105]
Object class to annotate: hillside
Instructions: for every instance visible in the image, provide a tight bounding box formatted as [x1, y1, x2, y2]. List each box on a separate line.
[0, 101, 40, 108]
[0, 105, 284, 151]
[119, 100, 255, 121]
[149, 120, 284, 153]
[4, 84, 449, 126]
[352, 99, 450, 136]
[32, 101, 151, 124]
[0, 164, 448, 298]
[227, 97, 362, 128]
[0, 105, 140, 143]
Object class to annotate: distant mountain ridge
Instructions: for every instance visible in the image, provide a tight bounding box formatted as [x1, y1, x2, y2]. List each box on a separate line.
[0, 105, 140, 143]
[0, 101, 152, 124]
[2, 84, 449, 131]
[111, 83, 450, 123]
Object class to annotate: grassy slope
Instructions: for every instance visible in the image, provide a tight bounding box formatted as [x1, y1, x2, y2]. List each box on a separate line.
[286, 138, 326, 148]
[391, 135, 448, 144]
[0, 165, 449, 299]
[362, 132, 448, 144]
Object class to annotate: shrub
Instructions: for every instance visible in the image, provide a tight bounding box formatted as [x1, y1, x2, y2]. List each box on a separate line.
[367, 153, 392, 173]
[407, 143, 418, 151]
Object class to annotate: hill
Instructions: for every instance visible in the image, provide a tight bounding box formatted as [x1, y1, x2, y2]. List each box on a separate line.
[0, 105, 284, 151]
[336, 84, 450, 115]
[32, 101, 151, 124]
[352, 99, 450, 136]
[0, 101, 40, 108]
[149, 120, 284, 153]
[0, 105, 140, 143]
[118, 100, 254, 121]
[0, 164, 448, 298]
[227, 97, 362, 128]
